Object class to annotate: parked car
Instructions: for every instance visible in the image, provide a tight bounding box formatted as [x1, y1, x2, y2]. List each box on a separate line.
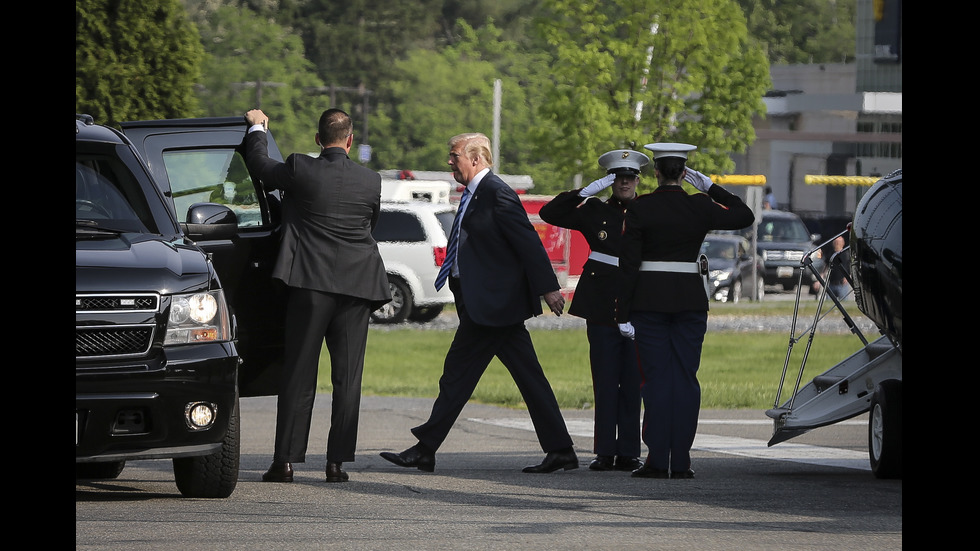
[701, 233, 765, 303]
[741, 210, 824, 292]
[371, 201, 456, 323]
[76, 115, 287, 497]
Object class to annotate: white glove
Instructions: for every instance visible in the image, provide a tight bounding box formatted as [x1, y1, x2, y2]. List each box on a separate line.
[683, 168, 713, 192]
[579, 173, 616, 197]
[618, 322, 635, 340]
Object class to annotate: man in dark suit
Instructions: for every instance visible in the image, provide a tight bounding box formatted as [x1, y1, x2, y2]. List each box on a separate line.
[244, 108, 391, 484]
[380, 132, 578, 474]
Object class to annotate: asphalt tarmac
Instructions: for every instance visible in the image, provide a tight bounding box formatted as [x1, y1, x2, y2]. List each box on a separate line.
[75, 394, 902, 550]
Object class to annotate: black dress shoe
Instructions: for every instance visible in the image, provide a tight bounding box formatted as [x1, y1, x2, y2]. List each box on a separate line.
[670, 468, 696, 479]
[588, 455, 615, 471]
[262, 461, 294, 482]
[379, 443, 435, 472]
[630, 463, 669, 479]
[614, 456, 643, 472]
[325, 462, 349, 483]
[523, 448, 579, 473]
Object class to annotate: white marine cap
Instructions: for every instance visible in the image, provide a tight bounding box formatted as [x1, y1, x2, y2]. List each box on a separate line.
[598, 149, 650, 176]
[644, 142, 697, 160]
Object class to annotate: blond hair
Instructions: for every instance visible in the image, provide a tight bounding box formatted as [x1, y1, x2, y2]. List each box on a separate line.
[449, 132, 493, 166]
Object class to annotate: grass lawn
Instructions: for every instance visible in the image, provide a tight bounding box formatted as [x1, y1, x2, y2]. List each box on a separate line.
[314, 303, 871, 410]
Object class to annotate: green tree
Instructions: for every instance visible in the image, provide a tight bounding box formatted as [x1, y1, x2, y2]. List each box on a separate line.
[533, 0, 771, 191]
[194, 6, 326, 156]
[737, 0, 856, 64]
[367, 20, 557, 188]
[76, 0, 204, 127]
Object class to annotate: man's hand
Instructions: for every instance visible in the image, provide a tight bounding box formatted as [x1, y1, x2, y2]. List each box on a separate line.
[579, 174, 616, 197]
[245, 109, 269, 129]
[683, 168, 713, 192]
[543, 290, 565, 316]
[618, 322, 635, 340]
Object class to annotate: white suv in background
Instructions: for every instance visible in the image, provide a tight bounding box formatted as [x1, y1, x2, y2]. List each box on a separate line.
[371, 201, 456, 323]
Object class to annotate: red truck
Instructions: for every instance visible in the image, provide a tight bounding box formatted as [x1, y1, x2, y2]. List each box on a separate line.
[519, 194, 590, 301]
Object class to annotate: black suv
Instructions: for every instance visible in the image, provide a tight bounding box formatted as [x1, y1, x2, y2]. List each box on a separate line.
[75, 115, 286, 497]
[742, 210, 824, 292]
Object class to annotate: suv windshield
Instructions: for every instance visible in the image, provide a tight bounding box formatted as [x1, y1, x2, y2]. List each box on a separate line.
[757, 217, 811, 243]
[76, 157, 154, 234]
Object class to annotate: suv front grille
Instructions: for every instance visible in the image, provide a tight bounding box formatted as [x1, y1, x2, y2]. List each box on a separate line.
[76, 325, 155, 358]
[76, 293, 159, 360]
[766, 250, 805, 262]
[76, 294, 158, 312]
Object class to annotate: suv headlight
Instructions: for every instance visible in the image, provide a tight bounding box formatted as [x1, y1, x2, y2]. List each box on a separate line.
[165, 290, 232, 345]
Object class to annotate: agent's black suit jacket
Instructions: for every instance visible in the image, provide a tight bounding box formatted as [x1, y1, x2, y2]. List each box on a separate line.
[455, 171, 559, 326]
[245, 130, 390, 309]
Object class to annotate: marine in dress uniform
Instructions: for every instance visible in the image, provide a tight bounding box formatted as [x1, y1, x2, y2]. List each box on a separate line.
[617, 143, 755, 479]
[540, 149, 650, 473]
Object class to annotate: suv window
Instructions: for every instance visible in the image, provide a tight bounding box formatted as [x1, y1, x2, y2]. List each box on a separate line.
[161, 149, 263, 227]
[435, 211, 454, 240]
[374, 211, 426, 242]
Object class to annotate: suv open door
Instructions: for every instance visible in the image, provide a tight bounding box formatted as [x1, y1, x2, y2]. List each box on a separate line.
[120, 117, 286, 397]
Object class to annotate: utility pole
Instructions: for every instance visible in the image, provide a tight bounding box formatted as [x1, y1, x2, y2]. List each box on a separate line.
[306, 85, 372, 143]
[232, 79, 286, 107]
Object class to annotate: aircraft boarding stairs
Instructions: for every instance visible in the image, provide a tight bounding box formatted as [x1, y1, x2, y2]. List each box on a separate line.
[764, 230, 903, 448]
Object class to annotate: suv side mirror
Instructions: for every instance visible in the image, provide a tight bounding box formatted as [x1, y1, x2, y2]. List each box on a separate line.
[183, 202, 238, 241]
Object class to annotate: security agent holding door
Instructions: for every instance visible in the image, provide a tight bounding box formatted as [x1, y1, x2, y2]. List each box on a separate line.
[539, 149, 649, 473]
[617, 143, 754, 479]
[244, 108, 391, 484]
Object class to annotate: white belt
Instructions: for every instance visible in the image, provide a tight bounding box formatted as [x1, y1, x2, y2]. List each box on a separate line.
[640, 261, 700, 273]
[588, 251, 619, 266]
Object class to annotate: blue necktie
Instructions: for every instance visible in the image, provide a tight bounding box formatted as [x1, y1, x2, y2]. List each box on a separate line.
[435, 188, 471, 291]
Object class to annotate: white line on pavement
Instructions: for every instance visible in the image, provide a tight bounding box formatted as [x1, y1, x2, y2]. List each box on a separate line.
[467, 417, 870, 471]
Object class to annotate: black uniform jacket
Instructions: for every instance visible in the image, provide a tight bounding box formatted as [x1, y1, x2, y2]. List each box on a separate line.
[616, 185, 754, 320]
[539, 190, 631, 326]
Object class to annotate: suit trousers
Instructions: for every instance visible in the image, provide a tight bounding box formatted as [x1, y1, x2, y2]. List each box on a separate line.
[273, 287, 371, 464]
[411, 277, 574, 453]
[631, 310, 708, 472]
[586, 322, 641, 458]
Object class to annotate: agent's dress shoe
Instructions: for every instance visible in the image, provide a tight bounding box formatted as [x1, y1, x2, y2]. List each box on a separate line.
[588, 455, 615, 471]
[262, 461, 294, 482]
[631, 462, 669, 479]
[325, 462, 349, 483]
[380, 443, 435, 472]
[670, 468, 696, 479]
[523, 448, 579, 473]
[614, 456, 643, 472]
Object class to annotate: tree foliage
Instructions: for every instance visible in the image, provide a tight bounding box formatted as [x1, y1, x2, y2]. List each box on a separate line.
[193, 5, 324, 155]
[76, 0, 204, 127]
[737, 0, 856, 64]
[533, 0, 771, 191]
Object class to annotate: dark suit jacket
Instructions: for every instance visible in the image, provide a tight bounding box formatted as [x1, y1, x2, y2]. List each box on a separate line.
[245, 130, 390, 310]
[456, 171, 559, 327]
[616, 185, 754, 318]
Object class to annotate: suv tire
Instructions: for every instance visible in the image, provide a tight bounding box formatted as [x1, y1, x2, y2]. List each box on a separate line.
[371, 275, 411, 324]
[172, 398, 240, 498]
[409, 305, 444, 323]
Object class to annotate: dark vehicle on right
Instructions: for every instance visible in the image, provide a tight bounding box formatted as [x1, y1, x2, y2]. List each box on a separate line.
[742, 210, 824, 292]
[700, 233, 764, 303]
